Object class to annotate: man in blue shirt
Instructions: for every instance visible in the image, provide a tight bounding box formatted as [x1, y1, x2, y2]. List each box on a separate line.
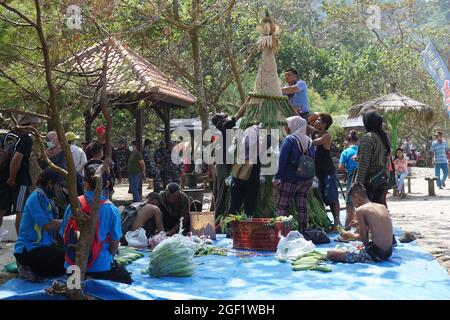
[14, 168, 66, 280]
[282, 68, 310, 119]
[430, 131, 449, 189]
[60, 163, 132, 284]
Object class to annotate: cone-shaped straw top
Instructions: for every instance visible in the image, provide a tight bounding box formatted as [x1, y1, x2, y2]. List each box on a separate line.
[252, 11, 282, 97]
[348, 83, 431, 119]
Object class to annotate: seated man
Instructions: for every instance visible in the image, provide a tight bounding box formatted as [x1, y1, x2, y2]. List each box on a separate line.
[14, 168, 65, 280]
[327, 183, 394, 263]
[159, 183, 191, 236]
[60, 163, 132, 284]
[120, 192, 165, 241]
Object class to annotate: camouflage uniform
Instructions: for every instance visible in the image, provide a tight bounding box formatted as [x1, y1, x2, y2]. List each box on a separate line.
[155, 146, 169, 189]
[116, 147, 130, 178]
[143, 145, 161, 192]
[166, 144, 182, 185]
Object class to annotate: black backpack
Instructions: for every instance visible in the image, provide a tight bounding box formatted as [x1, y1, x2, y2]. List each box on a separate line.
[0, 135, 15, 172]
[120, 202, 146, 245]
[301, 227, 330, 245]
[293, 137, 315, 180]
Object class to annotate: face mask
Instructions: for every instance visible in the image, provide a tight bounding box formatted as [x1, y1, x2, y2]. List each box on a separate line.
[46, 141, 55, 149]
[129, 146, 134, 152]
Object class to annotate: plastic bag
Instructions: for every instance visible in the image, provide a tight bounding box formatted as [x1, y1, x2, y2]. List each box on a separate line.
[0, 229, 8, 242]
[149, 218, 197, 277]
[125, 228, 148, 248]
[148, 231, 168, 249]
[276, 231, 315, 262]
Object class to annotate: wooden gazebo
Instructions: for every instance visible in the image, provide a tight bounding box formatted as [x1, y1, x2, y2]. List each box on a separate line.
[60, 38, 196, 150]
[348, 83, 432, 150]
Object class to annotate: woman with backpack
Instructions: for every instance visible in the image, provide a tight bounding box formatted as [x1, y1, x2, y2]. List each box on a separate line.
[273, 116, 315, 231]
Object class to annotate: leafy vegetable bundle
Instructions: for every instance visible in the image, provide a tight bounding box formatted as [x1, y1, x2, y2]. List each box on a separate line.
[291, 250, 332, 272]
[149, 234, 197, 277]
[114, 246, 145, 267]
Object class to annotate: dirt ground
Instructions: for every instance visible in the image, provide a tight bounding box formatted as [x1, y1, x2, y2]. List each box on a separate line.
[1, 167, 448, 286]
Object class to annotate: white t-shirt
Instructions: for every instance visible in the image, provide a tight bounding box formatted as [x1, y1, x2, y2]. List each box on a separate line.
[70, 144, 87, 175]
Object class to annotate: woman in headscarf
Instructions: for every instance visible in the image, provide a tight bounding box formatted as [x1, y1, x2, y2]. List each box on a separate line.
[43, 131, 67, 170]
[273, 116, 315, 231]
[353, 110, 391, 206]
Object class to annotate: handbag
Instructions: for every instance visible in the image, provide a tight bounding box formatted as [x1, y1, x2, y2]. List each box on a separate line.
[231, 162, 253, 181]
[369, 169, 389, 191]
[293, 137, 315, 180]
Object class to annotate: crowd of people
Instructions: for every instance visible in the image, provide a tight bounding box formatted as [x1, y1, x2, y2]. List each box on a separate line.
[1, 68, 449, 283]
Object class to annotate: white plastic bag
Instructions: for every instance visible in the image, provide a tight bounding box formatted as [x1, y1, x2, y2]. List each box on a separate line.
[276, 231, 315, 262]
[125, 228, 148, 248]
[148, 231, 168, 249]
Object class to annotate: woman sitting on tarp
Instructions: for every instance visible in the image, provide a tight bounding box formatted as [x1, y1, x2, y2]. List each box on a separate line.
[60, 163, 131, 284]
[14, 168, 66, 281]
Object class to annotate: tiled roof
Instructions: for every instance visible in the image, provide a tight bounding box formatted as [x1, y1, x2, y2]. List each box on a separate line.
[61, 38, 196, 107]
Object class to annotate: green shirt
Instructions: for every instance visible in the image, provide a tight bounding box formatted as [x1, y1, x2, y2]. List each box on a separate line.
[127, 150, 143, 175]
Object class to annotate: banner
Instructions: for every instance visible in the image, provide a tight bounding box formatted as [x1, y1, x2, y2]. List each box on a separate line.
[422, 41, 450, 119]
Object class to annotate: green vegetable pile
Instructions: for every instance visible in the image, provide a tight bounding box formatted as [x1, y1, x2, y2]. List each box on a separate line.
[195, 244, 228, 257]
[114, 246, 145, 267]
[149, 234, 197, 277]
[291, 250, 332, 272]
[307, 189, 331, 230]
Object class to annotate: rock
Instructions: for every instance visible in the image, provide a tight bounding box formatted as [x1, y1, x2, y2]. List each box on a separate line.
[399, 231, 423, 243]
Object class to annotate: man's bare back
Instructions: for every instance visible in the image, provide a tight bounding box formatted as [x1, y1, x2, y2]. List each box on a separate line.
[356, 202, 393, 252]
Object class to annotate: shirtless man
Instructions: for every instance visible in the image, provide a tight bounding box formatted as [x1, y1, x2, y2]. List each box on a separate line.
[120, 192, 165, 240]
[327, 182, 393, 263]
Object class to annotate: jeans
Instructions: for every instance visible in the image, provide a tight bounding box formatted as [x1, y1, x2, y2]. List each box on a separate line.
[128, 173, 143, 202]
[396, 171, 408, 192]
[435, 163, 449, 188]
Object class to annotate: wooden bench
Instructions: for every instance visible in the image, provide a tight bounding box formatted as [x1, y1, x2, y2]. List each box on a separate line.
[405, 176, 416, 194]
[424, 177, 438, 196]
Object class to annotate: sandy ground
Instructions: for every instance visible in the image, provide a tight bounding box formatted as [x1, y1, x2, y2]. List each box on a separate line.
[0, 167, 448, 286]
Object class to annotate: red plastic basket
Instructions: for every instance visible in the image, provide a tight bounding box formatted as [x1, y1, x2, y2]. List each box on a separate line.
[231, 218, 291, 251]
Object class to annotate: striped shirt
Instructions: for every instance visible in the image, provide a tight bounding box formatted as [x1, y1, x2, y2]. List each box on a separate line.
[430, 140, 449, 164]
[354, 132, 388, 184]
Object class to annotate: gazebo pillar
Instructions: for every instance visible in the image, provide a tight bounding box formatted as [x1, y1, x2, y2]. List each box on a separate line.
[163, 107, 171, 146]
[133, 105, 144, 152]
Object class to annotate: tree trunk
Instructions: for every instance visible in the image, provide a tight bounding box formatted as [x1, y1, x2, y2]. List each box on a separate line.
[189, 24, 208, 134]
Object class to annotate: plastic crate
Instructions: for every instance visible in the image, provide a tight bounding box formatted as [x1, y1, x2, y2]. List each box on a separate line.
[231, 218, 291, 251]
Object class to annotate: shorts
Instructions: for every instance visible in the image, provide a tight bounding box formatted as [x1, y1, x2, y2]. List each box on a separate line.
[317, 174, 339, 206]
[0, 185, 30, 213]
[344, 242, 392, 263]
[345, 171, 355, 205]
[344, 247, 374, 263]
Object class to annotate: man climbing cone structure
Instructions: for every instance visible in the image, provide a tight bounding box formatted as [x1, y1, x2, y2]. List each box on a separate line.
[235, 11, 330, 230]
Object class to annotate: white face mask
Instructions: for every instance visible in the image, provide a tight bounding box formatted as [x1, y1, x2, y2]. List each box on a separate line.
[129, 146, 134, 152]
[47, 141, 55, 149]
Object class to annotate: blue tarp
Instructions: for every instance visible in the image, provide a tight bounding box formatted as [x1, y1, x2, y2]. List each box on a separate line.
[1, 227, 450, 300]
